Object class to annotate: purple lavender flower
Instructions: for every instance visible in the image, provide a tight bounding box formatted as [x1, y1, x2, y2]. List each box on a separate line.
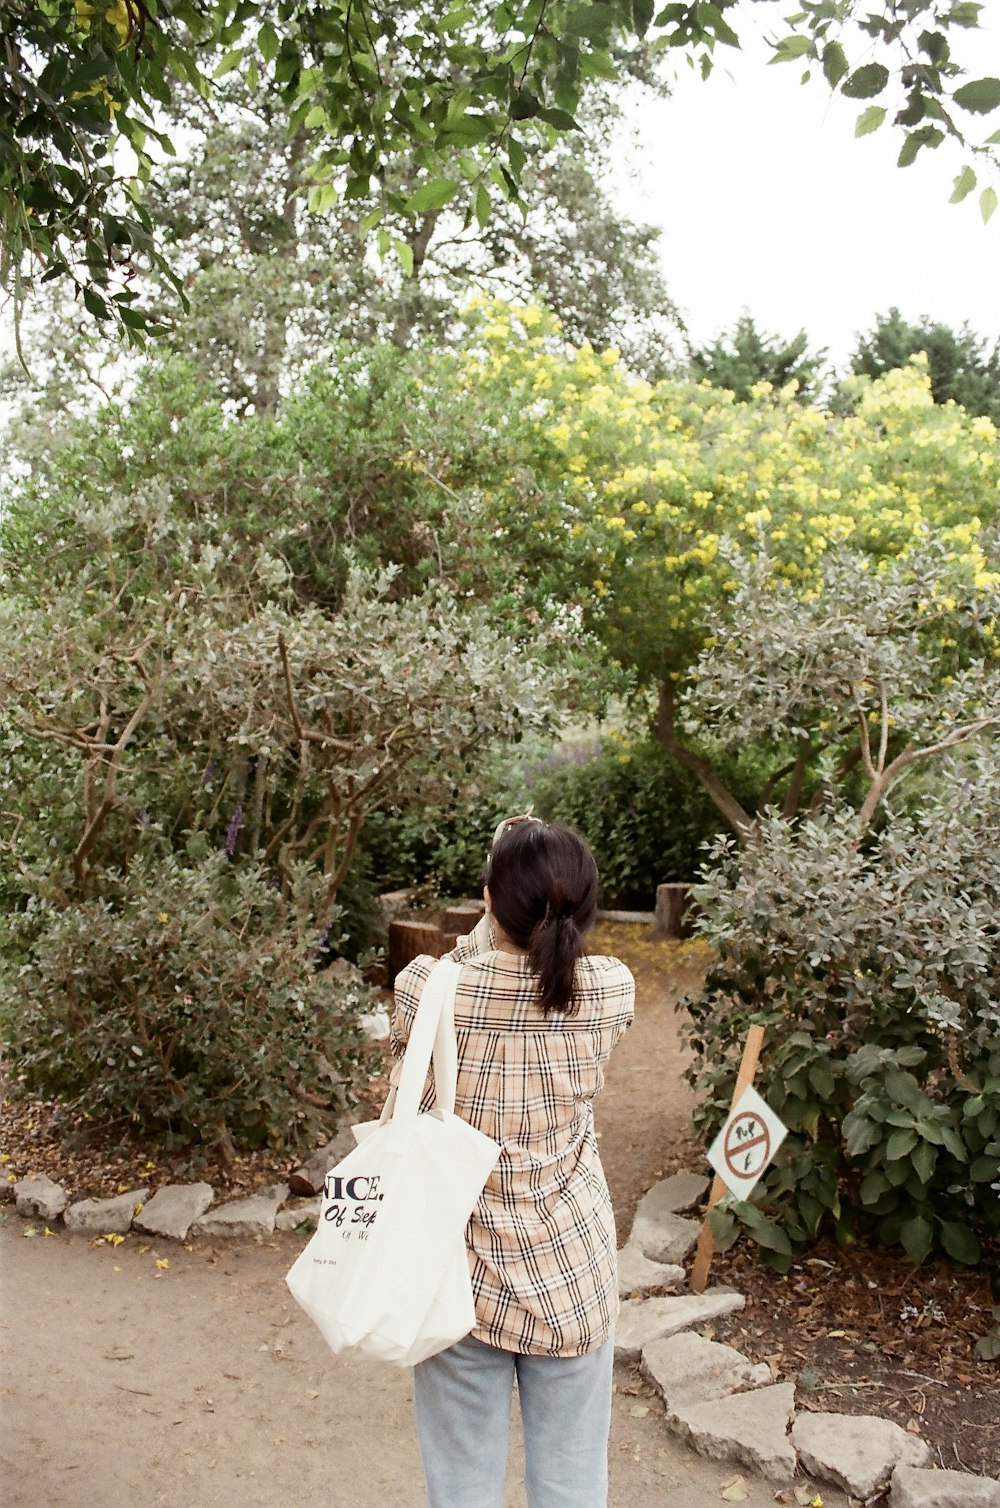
[225, 805, 244, 857]
[201, 759, 217, 788]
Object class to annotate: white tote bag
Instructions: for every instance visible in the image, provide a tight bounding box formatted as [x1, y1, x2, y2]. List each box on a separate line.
[286, 958, 500, 1366]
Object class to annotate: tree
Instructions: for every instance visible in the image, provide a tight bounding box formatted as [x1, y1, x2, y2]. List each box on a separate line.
[123, 81, 682, 399]
[3, 0, 999, 340]
[688, 314, 827, 404]
[849, 308, 1000, 425]
[0, 77, 681, 422]
[430, 307, 999, 831]
[0, 376, 570, 1150]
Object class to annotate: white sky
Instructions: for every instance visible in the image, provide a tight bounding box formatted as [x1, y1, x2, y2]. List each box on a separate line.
[616, 0, 1000, 367]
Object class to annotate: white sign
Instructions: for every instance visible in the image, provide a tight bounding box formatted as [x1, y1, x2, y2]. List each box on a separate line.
[707, 1085, 788, 1200]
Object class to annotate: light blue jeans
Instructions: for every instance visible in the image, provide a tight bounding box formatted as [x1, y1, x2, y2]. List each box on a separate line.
[413, 1332, 615, 1508]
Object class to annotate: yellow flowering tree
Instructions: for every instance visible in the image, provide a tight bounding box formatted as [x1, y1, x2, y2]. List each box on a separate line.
[430, 304, 1000, 830]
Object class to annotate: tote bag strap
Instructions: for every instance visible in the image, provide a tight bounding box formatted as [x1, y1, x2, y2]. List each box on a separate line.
[392, 957, 462, 1125]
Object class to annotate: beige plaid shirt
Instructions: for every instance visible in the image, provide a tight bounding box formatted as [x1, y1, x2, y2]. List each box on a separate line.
[391, 916, 635, 1357]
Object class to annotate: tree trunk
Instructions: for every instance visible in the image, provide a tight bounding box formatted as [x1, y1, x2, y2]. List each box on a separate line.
[655, 681, 753, 838]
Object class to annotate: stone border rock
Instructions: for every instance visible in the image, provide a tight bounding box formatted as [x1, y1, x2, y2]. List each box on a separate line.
[10, 1173, 321, 1243]
[613, 1172, 1000, 1505]
[8, 1166, 999, 1505]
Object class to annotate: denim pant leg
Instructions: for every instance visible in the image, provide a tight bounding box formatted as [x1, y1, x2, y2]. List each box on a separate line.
[413, 1335, 515, 1508]
[514, 1337, 615, 1508]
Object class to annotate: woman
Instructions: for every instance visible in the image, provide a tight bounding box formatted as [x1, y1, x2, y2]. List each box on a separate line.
[391, 815, 635, 1508]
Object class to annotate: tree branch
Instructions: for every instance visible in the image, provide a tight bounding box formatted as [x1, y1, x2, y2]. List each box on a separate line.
[856, 715, 999, 832]
[655, 680, 753, 838]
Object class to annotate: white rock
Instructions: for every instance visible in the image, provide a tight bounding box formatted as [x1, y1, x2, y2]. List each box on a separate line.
[668, 1381, 798, 1482]
[792, 1410, 932, 1499]
[617, 1244, 685, 1297]
[642, 1330, 771, 1410]
[635, 1171, 710, 1220]
[890, 1465, 1000, 1508]
[275, 1197, 322, 1232]
[64, 1188, 149, 1235]
[134, 1182, 214, 1240]
[358, 1008, 390, 1041]
[629, 1210, 701, 1265]
[614, 1290, 745, 1361]
[191, 1184, 288, 1239]
[14, 1176, 67, 1221]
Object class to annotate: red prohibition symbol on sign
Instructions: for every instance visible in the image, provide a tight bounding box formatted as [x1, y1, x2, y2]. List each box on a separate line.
[723, 1112, 771, 1180]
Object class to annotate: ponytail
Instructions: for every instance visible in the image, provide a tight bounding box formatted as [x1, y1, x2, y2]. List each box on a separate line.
[484, 823, 599, 1014]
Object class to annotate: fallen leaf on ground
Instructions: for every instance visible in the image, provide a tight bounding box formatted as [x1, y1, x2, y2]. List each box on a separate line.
[43, 1227, 56, 1237]
[155, 1257, 169, 1270]
[720, 1474, 749, 1501]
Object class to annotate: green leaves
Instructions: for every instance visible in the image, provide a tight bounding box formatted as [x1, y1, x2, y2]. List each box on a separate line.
[981, 186, 998, 224]
[939, 1220, 981, 1265]
[950, 164, 977, 202]
[404, 177, 461, 214]
[307, 183, 338, 213]
[900, 1214, 933, 1264]
[898, 125, 945, 166]
[770, 35, 814, 63]
[257, 23, 279, 64]
[730, 1199, 794, 1255]
[822, 41, 849, 88]
[952, 76, 1000, 113]
[841, 63, 891, 99]
[855, 105, 887, 137]
[6, 0, 1000, 348]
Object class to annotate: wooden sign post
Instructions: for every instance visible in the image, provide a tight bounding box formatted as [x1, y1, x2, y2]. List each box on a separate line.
[689, 1024, 765, 1295]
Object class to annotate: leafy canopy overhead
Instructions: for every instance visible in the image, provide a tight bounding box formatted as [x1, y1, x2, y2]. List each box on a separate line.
[3, 0, 999, 340]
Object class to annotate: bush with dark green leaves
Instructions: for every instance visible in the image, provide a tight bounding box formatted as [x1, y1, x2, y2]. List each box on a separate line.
[686, 755, 1000, 1309]
[1, 854, 374, 1152]
[523, 738, 766, 909]
[361, 737, 766, 908]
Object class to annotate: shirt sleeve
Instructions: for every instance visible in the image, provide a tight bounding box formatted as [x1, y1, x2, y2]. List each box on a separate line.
[594, 958, 636, 1060]
[389, 953, 435, 1060]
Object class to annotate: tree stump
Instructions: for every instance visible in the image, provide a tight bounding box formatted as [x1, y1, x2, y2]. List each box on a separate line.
[387, 919, 445, 985]
[441, 900, 485, 933]
[653, 883, 695, 939]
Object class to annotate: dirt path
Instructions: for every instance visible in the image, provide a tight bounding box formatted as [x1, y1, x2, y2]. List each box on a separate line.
[0, 924, 842, 1508]
[1, 1224, 849, 1508]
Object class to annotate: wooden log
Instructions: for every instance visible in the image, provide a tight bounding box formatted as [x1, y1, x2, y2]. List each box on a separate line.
[287, 1126, 357, 1196]
[652, 882, 695, 939]
[441, 900, 486, 933]
[387, 919, 445, 986]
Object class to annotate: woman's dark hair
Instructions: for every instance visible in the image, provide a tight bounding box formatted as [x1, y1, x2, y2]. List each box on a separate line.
[483, 821, 599, 1015]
